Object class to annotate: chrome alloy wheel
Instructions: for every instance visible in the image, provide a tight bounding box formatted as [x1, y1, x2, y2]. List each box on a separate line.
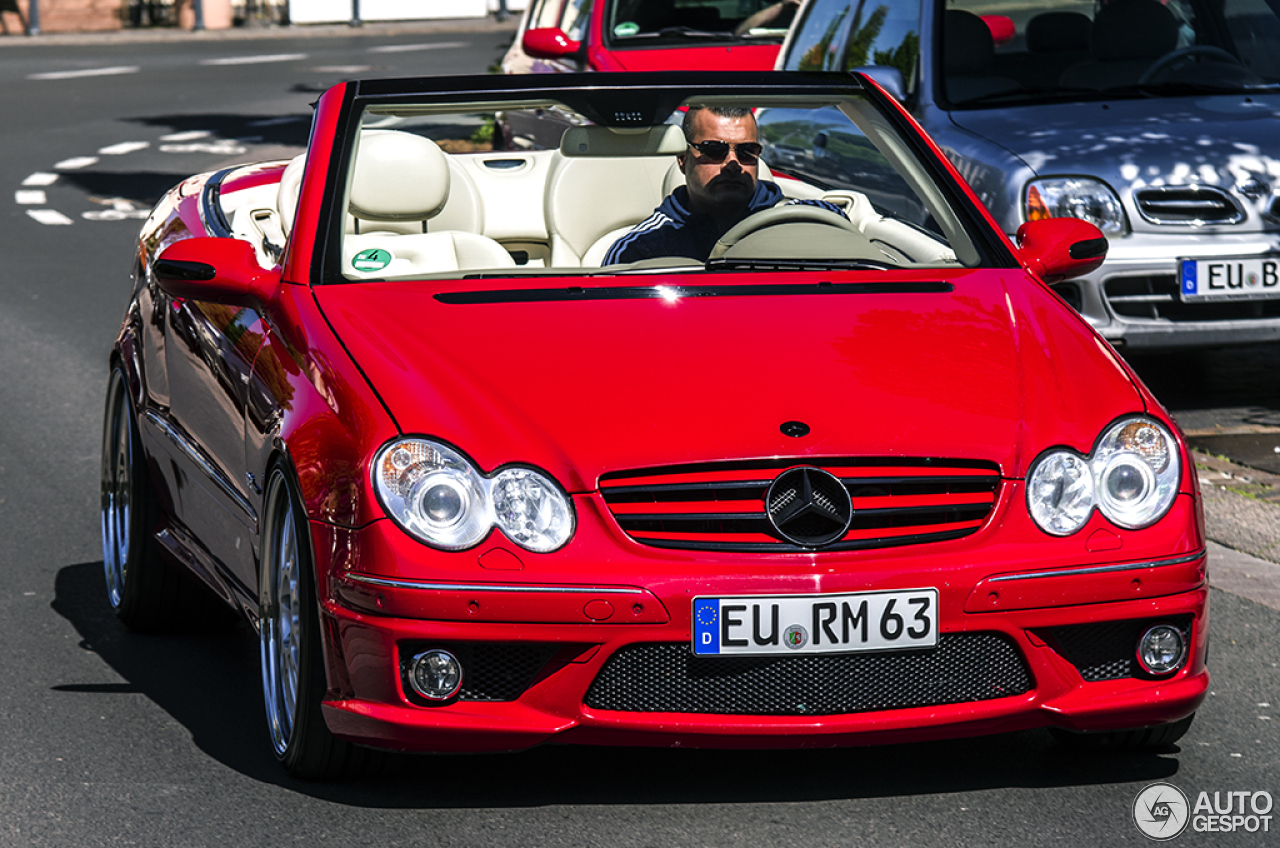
[101, 371, 133, 611]
[260, 470, 303, 757]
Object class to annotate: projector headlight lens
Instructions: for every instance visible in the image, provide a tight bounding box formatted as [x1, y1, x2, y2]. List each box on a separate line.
[374, 438, 574, 552]
[1027, 417, 1180, 535]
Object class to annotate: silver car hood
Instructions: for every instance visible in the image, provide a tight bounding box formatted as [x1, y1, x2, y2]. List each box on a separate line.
[942, 92, 1280, 233]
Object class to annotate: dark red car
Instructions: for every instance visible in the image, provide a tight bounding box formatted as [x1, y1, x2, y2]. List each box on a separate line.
[503, 0, 792, 75]
[102, 72, 1207, 779]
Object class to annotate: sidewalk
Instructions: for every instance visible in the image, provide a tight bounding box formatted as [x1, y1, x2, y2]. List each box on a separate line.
[1197, 450, 1280, 610]
[0, 17, 516, 47]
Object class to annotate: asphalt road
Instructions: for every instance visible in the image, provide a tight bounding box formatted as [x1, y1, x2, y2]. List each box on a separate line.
[0, 23, 1276, 848]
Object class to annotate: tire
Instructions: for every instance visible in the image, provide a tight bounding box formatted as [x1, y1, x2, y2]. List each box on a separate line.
[259, 464, 380, 779]
[100, 367, 189, 630]
[1050, 713, 1195, 752]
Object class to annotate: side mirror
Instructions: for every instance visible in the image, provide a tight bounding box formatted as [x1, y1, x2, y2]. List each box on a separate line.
[1015, 218, 1108, 284]
[851, 66, 906, 102]
[522, 27, 583, 60]
[153, 238, 279, 308]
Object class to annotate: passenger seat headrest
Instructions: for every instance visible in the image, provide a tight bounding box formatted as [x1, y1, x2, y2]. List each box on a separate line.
[349, 130, 451, 221]
[560, 124, 688, 157]
[1090, 0, 1177, 61]
[1026, 11, 1091, 53]
[943, 10, 996, 75]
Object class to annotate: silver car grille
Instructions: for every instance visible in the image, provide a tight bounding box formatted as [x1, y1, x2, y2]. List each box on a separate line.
[1134, 185, 1244, 225]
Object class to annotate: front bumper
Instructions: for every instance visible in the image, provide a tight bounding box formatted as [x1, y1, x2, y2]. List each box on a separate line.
[310, 496, 1209, 754]
[1062, 233, 1280, 351]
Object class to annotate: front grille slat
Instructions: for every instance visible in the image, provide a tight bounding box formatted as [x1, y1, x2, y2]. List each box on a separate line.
[1135, 185, 1244, 225]
[585, 635, 1032, 715]
[600, 458, 1000, 552]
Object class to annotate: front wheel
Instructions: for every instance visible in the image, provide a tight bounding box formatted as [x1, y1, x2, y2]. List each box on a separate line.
[259, 464, 378, 779]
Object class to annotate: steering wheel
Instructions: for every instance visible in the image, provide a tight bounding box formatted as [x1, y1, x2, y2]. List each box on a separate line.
[1139, 45, 1242, 85]
[708, 204, 866, 261]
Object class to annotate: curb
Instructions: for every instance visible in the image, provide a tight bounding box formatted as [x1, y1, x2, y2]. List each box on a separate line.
[0, 18, 517, 48]
[1195, 449, 1280, 566]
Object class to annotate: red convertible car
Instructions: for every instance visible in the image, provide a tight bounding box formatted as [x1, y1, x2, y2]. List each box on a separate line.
[102, 72, 1208, 778]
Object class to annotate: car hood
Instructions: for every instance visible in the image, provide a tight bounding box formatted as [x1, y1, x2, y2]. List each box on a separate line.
[314, 271, 1144, 492]
[948, 93, 1280, 209]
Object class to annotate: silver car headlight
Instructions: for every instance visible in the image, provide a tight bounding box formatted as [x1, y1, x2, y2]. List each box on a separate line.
[1025, 177, 1128, 236]
[373, 438, 574, 552]
[1027, 417, 1181, 536]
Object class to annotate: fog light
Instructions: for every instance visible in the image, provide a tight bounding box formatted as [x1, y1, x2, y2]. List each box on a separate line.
[1136, 624, 1187, 676]
[408, 649, 463, 701]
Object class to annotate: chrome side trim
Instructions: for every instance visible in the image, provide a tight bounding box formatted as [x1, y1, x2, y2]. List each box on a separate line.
[987, 549, 1206, 583]
[143, 409, 256, 524]
[344, 573, 639, 594]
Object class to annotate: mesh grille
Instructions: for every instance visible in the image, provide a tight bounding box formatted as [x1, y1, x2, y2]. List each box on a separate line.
[1047, 616, 1193, 682]
[599, 458, 1001, 552]
[584, 634, 1032, 715]
[1104, 274, 1280, 321]
[400, 643, 557, 704]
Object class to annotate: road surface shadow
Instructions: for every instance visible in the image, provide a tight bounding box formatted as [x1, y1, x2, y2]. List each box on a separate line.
[54, 561, 1183, 806]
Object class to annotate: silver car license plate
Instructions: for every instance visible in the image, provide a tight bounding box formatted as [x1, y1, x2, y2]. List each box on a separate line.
[1180, 257, 1280, 301]
[691, 589, 938, 657]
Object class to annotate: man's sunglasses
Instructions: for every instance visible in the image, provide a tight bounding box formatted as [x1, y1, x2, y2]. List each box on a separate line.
[687, 140, 763, 165]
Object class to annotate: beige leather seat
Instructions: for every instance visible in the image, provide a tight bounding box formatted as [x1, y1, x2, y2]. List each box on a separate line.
[341, 130, 513, 276]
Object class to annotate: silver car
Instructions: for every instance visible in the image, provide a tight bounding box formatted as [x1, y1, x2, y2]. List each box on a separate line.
[769, 0, 1280, 351]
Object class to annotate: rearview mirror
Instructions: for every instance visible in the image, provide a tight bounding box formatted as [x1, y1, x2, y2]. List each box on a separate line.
[1015, 218, 1108, 284]
[153, 238, 279, 308]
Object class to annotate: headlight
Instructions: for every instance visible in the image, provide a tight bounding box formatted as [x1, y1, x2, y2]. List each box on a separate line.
[1025, 177, 1128, 236]
[373, 438, 574, 552]
[1027, 417, 1181, 535]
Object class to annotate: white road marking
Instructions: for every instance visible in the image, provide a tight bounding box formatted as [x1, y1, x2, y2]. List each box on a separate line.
[28, 65, 140, 81]
[55, 156, 98, 170]
[200, 53, 307, 66]
[83, 198, 149, 222]
[22, 173, 58, 186]
[160, 130, 212, 142]
[311, 65, 371, 74]
[16, 190, 47, 205]
[159, 140, 248, 155]
[369, 42, 468, 53]
[99, 141, 150, 156]
[27, 209, 74, 225]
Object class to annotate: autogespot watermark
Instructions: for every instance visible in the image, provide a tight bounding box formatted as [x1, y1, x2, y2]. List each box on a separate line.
[1133, 782, 1274, 840]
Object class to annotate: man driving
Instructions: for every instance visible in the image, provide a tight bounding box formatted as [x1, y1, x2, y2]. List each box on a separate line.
[603, 105, 845, 265]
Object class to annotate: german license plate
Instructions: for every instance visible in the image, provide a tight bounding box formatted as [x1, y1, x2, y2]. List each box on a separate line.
[692, 589, 938, 657]
[1179, 257, 1280, 301]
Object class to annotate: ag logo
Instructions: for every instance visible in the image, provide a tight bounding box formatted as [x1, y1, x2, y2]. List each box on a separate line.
[1133, 782, 1189, 840]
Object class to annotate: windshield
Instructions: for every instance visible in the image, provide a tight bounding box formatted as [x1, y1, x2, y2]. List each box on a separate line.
[945, 0, 1280, 106]
[325, 86, 985, 284]
[604, 0, 798, 45]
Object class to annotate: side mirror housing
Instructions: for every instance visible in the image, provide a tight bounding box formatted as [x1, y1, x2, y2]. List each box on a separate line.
[153, 238, 279, 307]
[1016, 218, 1108, 284]
[522, 27, 583, 60]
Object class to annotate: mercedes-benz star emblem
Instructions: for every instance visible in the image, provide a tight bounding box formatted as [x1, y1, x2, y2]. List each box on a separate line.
[766, 466, 854, 547]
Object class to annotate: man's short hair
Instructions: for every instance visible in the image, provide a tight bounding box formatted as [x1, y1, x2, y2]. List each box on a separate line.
[682, 105, 756, 142]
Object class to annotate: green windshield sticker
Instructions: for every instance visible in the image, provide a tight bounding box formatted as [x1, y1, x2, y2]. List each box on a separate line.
[352, 248, 392, 272]
[614, 21, 640, 37]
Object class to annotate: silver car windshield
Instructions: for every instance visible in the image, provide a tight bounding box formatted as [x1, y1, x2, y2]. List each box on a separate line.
[947, 0, 1280, 104]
